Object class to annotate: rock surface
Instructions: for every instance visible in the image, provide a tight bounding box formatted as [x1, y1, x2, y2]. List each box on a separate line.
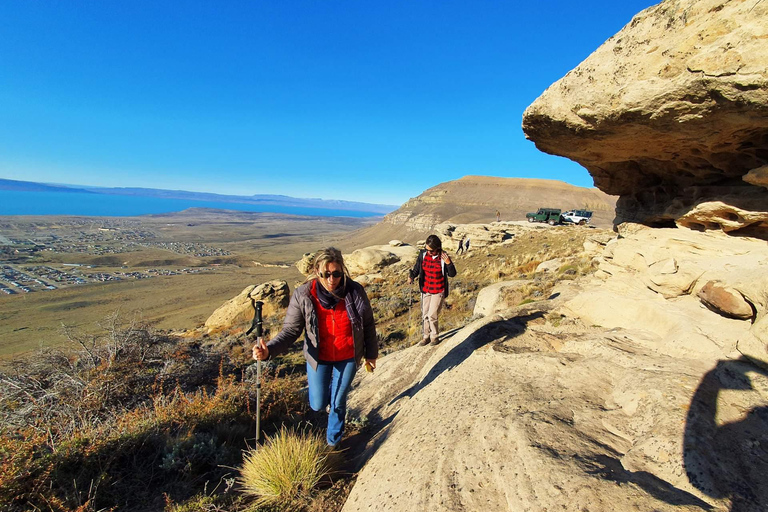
[344, 247, 402, 276]
[472, 280, 532, 317]
[522, 0, 768, 236]
[344, 225, 768, 512]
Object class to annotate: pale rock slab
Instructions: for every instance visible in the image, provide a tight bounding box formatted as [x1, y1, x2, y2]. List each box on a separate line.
[473, 280, 532, 317]
[345, 247, 400, 276]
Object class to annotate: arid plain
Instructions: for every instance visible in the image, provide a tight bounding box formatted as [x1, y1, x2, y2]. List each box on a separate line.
[0, 209, 377, 357]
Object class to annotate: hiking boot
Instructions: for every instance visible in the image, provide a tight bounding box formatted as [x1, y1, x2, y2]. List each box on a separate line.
[430, 338, 441, 345]
[419, 338, 430, 346]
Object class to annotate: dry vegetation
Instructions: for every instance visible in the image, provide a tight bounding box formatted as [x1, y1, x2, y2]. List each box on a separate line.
[0, 223, 609, 511]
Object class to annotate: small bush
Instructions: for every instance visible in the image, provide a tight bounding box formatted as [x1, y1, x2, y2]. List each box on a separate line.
[239, 427, 334, 509]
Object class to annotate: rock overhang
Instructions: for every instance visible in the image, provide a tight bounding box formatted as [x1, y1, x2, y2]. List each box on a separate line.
[522, 0, 768, 236]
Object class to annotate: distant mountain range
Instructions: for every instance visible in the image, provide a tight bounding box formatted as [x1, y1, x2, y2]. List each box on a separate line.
[0, 178, 398, 214]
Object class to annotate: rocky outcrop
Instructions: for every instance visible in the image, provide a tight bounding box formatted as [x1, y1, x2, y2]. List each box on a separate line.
[472, 280, 531, 317]
[344, 247, 401, 276]
[296, 253, 315, 276]
[204, 280, 290, 334]
[522, 0, 768, 237]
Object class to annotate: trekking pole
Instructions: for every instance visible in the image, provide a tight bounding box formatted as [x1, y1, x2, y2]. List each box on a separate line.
[247, 300, 264, 443]
[408, 282, 415, 345]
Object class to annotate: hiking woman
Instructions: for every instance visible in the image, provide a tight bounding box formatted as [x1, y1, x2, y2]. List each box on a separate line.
[252, 247, 378, 447]
[408, 234, 457, 346]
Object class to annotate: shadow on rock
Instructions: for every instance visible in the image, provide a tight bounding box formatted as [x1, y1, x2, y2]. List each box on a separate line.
[684, 357, 768, 512]
[390, 311, 544, 405]
[583, 454, 713, 509]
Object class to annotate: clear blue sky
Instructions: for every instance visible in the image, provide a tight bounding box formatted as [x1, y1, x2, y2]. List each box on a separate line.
[0, 1, 656, 206]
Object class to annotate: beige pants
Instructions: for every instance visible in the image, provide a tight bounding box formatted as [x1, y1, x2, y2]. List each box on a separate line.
[421, 293, 444, 342]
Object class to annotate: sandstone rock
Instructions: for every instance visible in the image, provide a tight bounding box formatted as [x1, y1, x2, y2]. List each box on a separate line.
[434, 222, 515, 250]
[643, 259, 702, 299]
[743, 165, 768, 189]
[296, 252, 314, 275]
[698, 280, 754, 320]
[388, 240, 404, 247]
[738, 320, 768, 368]
[535, 257, 564, 274]
[204, 280, 290, 334]
[354, 273, 384, 286]
[676, 200, 768, 234]
[345, 247, 400, 276]
[472, 280, 531, 317]
[522, 0, 768, 235]
[344, 302, 768, 511]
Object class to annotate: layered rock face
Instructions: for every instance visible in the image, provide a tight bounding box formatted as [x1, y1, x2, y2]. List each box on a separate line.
[522, 0, 768, 235]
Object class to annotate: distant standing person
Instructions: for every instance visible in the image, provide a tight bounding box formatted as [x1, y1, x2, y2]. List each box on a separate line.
[252, 247, 378, 447]
[496, 210, 501, 223]
[408, 235, 457, 346]
[465, 237, 470, 252]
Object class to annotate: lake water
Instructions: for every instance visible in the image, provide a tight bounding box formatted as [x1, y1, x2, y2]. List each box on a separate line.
[0, 190, 381, 218]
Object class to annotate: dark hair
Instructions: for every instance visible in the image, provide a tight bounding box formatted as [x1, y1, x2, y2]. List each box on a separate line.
[425, 235, 442, 251]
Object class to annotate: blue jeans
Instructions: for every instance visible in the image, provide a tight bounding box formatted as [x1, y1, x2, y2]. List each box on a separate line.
[306, 359, 357, 446]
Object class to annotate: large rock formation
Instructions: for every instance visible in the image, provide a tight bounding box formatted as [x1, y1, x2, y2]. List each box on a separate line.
[522, 0, 768, 236]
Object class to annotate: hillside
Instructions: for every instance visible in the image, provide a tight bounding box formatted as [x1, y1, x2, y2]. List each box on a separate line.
[345, 176, 617, 246]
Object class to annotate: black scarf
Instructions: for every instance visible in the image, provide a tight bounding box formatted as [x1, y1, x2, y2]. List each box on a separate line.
[315, 278, 348, 309]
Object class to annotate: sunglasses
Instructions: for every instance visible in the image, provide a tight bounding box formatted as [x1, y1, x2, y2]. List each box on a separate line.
[321, 270, 344, 279]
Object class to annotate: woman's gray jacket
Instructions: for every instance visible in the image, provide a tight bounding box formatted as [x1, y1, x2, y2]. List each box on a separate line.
[265, 279, 378, 370]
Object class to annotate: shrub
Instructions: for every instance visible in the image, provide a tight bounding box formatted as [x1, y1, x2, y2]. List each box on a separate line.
[239, 426, 334, 509]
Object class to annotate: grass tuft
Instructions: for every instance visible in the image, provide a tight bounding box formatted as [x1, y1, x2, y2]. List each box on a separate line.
[239, 426, 334, 509]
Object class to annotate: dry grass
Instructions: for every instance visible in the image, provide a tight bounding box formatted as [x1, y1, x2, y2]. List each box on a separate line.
[239, 426, 335, 509]
[0, 316, 313, 512]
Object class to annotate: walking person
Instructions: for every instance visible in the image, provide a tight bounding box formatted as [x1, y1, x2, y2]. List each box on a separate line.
[457, 235, 465, 255]
[252, 247, 378, 447]
[408, 235, 457, 346]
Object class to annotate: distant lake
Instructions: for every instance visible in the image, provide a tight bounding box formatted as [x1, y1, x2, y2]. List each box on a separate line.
[0, 190, 381, 218]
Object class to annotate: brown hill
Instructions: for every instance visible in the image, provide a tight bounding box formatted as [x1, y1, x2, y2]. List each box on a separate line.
[343, 176, 617, 246]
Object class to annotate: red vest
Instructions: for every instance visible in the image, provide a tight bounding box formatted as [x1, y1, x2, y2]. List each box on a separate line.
[422, 252, 445, 294]
[310, 281, 355, 362]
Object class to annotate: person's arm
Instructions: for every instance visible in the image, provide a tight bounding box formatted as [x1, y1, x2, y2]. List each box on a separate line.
[262, 288, 307, 358]
[408, 251, 422, 282]
[442, 251, 457, 277]
[358, 286, 378, 363]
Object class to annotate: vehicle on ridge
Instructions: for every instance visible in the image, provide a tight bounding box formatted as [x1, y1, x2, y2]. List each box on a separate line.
[525, 208, 562, 225]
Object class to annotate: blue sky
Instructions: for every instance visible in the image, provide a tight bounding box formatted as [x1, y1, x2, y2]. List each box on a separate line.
[0, 1, 656, 206]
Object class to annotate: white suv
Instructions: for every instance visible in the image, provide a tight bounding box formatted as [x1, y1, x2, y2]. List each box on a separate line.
[561, 210, 593, 225]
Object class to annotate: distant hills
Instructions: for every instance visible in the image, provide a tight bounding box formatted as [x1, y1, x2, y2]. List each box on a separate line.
[0, 178, 398, 214]
[346, 176, 618, 245]
[0, 179, 94, 194]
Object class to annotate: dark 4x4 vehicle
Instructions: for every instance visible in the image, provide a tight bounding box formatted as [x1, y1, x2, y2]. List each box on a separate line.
[526, 208, 561, 225]
[560, 209, 593, 225]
